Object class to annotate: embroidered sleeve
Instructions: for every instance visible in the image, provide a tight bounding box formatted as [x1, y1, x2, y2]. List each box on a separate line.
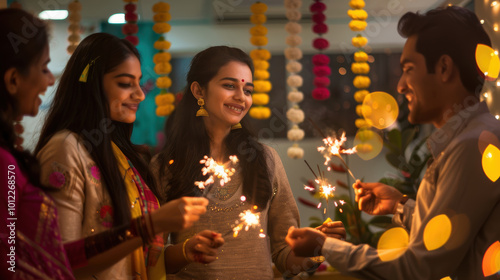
[38, 133, 87, 242]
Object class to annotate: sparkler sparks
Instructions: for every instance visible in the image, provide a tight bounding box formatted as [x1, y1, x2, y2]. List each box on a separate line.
[316, 179, 335, 200]
[318, 132, 357, 166]
[194, 155, 238, 190]
[232, 206, 264, 238]
[317, 132, 358, 181]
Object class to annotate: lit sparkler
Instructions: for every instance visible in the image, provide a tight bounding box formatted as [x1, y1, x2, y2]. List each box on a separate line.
[232, 205, 264, 238]
[317, 132, 358, 181]
[194, 155, 238, 192]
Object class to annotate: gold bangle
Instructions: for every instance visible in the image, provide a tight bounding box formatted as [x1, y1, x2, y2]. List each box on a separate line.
[182, 238, 190, 262]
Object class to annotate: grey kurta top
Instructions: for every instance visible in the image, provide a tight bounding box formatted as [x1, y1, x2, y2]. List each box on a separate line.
[151, 145, 300, 280]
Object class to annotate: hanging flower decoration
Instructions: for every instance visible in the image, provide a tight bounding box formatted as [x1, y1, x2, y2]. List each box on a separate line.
[284, 0, 305, 159]
[67, 0, 81, 54]
[123, 0, 139, 46]
[310, 0, 331, 100]
[152, 2, 174, 116]
[249, 2, 272, 120]
[348, 0, 374, 154]
[348, 0, 371, 128]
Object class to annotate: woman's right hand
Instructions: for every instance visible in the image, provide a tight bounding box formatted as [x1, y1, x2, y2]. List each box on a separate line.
[152, 197, 209, 234]
[184, 230, 225, 264]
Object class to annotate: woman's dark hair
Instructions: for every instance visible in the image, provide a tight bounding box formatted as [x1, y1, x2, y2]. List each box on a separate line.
[35, 33, 158, 226]
[0, 8, 48, 186]
[157, 46, 272, 210]
[398, 6, 491, 95]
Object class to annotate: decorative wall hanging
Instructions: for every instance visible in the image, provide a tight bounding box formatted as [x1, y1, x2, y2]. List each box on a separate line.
[249, 1, 272, 120]
[152, 2, 175, 117]
[284, 0, 305, 159]
[123, 0, 139, 46]
[310, 0, 331, 100]
[67, 0, 81, 54]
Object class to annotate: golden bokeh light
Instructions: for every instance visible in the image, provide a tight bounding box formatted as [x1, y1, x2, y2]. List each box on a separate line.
[362, 91, 399, 130]
[354, 128, 383, 160]
[377, 227, 409, 262]
[483, 241, 500, 277]
[440, 277, 452, 280]
[482, 144, 500, 182]
[475, 44, 500, 81]
[423, 214, 452, 251]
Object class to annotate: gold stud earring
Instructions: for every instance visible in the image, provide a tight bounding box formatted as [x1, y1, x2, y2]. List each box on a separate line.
[196, 98, 209, 117]
[231, 123, 242, 130]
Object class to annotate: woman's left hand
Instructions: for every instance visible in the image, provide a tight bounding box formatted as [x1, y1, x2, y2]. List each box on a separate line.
[315, 221, 346, 240]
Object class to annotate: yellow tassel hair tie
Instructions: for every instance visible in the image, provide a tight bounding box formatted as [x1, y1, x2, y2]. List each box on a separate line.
[79, 57, 100, 83]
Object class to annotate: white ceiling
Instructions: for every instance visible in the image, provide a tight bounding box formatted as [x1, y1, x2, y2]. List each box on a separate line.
[15, 0, 472, 73]
[19, 0, 447, 24]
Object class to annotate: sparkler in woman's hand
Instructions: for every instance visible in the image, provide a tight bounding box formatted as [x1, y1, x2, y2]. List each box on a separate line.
[232, 205, 265, 238]
[195, 155, 238, 197]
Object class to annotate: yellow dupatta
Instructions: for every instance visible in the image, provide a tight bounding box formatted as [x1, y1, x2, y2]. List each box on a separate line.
[111, 142, 166, 280]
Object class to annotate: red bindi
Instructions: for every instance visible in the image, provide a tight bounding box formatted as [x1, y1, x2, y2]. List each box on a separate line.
[241, 79, 244, 82]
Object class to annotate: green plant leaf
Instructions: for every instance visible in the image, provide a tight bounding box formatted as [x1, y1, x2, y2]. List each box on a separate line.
[379, 177, 404, 187]
[387, 129, 402, 151]
[370, 230, 385, 247]
[401, 128, 417, 151]
[368, 216, 393, 228]
[385, 152, 406, 170]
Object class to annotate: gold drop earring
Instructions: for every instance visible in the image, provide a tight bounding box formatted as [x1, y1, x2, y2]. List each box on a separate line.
[196, 98, 209, 117]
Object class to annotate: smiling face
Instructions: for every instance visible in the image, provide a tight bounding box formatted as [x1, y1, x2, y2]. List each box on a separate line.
[193, 61, 253, 131]
[103, 55, 145, 123]
[397, 35, 446, 126]
[12, 45, 55, 117]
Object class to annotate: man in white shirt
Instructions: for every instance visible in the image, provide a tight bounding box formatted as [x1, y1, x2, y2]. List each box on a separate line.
[286, 6, 500, 280]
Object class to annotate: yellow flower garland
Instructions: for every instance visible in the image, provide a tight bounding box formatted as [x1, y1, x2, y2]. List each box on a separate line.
[153, 1, 174, 116]
[348, 0, 373, 151]
[249, 1, 271, 119]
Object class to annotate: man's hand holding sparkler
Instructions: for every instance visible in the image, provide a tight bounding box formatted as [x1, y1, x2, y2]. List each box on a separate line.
[315, 220, 346, 240]
[286, 226, 327, 258]
[353, 180, 406, 215]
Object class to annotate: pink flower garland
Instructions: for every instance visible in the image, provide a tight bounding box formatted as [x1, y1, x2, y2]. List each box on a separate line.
[123, 1, 139, 46]
[310, 0, 331, 100]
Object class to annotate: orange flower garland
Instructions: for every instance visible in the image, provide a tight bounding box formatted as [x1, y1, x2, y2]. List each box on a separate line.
[284, 0, 305, 159]
[348, 0, 373, 154]
[67, 0, 81, 54]
[249, 2, 272, 120]
[348, 0, 371, 129]
[152, 2, 175, 116]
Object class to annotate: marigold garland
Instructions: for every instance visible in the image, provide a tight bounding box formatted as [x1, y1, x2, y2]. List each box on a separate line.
[123, 0, 139, 46]
[284, 0, 305, 159]
[311, 0, 331, 101]
[67, 0, 81, 54]
[153, 2, 175, 116]
[249, 1, 272, 120]
[348, 0, 374, 152]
